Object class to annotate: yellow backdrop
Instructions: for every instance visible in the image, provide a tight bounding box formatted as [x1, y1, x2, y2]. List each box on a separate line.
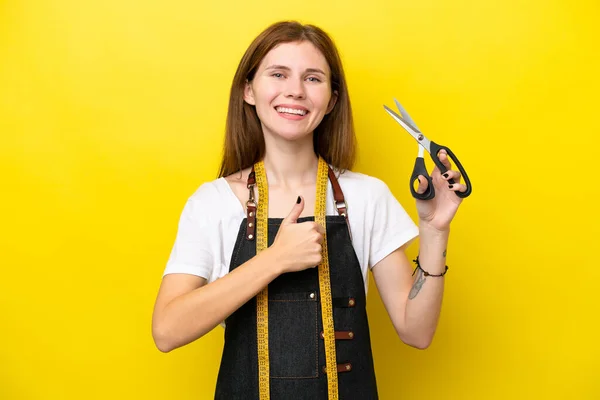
[1, 0, 598, 398]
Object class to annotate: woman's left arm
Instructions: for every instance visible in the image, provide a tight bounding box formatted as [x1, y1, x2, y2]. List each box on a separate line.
[371, 150, 467, 349]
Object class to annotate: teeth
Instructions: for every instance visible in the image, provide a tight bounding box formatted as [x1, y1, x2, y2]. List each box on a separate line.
[276, 107, 307, 116]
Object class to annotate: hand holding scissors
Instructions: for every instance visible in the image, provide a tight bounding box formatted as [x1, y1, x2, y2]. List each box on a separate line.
[383, 99, 472, 200]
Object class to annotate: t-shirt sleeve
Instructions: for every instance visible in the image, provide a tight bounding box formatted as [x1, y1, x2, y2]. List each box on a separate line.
[163, 184, 218, 280]
[368, 179, 419, 268]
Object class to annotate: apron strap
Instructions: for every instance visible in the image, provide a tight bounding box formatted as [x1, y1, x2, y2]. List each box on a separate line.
[245, 170, 257, 240]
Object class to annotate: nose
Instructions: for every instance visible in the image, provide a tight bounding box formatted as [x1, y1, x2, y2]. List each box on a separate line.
[284, 77, 306, 99]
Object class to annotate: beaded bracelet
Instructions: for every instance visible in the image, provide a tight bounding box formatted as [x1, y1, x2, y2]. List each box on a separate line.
[412, 255, 448, 277]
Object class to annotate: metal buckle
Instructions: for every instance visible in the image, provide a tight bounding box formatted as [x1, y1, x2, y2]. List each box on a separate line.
[247, 183, 255, 204]
[335, 200, 347, 217]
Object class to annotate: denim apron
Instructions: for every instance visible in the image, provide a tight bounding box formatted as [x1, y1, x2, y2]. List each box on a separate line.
[214, 164, 378, 399]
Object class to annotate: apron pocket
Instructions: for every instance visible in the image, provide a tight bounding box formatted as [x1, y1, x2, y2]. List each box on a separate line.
[268, 291, 319, 379]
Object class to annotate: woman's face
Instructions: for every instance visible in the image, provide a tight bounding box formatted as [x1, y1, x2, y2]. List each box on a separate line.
[244, 41, 337, 143]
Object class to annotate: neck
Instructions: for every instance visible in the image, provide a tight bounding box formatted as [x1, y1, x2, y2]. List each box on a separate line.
[262, 134, 319, 188]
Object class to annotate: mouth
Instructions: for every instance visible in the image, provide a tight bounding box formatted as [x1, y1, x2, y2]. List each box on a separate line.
[275, 106, 309, 117]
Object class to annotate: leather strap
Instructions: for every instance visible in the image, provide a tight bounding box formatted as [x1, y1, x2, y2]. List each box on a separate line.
[322, 363, 352, 373]
[328, 167, 347, 217]
[245, 162, 351, 240]
[246, 171, 257, 240]
[320, 330, 355, 340]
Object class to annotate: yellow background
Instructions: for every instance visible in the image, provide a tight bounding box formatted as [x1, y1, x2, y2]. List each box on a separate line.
[1, 0, 598, 398]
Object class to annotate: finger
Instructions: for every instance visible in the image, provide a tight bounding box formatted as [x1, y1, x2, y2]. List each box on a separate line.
[314, 222, 326, 235]
[441, 169, 462, 182]
[314, 231, 325, 244]
[447, 182, 468, 193]
[415, 175, 428, 194]
[282, 195, 304, 224]
[437, 150, 453, 171]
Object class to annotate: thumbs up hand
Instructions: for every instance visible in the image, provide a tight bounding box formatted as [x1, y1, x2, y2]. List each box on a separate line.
[270, 196, 325, 274]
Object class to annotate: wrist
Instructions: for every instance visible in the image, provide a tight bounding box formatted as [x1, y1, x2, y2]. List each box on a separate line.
[261, 246, 287, 276]
[419, 220, 450, 237]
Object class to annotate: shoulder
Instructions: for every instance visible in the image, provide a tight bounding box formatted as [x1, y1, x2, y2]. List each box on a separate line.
[222, 167, 253, 204]
[332, 168, 394, 200]
[331, 167, 414, 223]
[187, 178, 226, 206]
[181, 176, 241, 222]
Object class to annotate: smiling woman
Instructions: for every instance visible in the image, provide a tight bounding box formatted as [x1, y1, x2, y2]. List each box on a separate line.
[217, 22, 356, 178]
[151, 20, 468, 399]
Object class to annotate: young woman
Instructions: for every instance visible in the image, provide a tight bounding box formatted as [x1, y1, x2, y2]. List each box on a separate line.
[152, 20, 467, 399]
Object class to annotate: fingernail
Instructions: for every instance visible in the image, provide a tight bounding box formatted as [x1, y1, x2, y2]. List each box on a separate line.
[448, 185, 453, 189]
[296, 196, 301, 204]
[443, 173, 449, 178]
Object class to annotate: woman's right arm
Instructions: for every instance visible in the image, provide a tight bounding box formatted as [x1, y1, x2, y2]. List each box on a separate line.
[152, 196, 323, 353]
[152, 247, 284, 353]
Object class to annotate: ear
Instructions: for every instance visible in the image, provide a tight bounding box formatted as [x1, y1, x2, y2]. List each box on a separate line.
[326, 90, 338, 115]
[244, 80, 256, 105]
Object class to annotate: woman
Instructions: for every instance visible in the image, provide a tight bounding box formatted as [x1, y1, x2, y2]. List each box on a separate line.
[152, 20, 467, 399]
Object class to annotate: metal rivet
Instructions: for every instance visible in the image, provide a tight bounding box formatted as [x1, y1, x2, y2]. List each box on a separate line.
[249, 212, 254, 217]
[248, 234, 253, 239]
[248, 222, 253, 228]
[345, 364, 351, 371]
[348, 299, 355, 306]
[309, 293, 315, 299]
[348, 332, 354, 339]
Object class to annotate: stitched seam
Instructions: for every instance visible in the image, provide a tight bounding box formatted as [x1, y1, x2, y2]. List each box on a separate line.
[314, 298, 319, 378]
[270, 299, 316, 303]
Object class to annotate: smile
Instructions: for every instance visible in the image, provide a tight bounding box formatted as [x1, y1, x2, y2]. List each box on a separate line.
[275, 106, 308, 116]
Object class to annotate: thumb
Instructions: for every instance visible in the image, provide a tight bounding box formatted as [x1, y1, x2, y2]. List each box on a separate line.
[416, 175, 428, 194]
[283, 195, 304, 224]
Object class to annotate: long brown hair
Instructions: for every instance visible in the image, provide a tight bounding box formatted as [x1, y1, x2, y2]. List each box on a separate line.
[217, 21, 356, 178]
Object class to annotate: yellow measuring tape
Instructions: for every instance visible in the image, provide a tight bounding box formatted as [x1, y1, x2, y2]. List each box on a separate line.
[315, 157, 339, 399]
[254, 160, 270, 396]
[254, 156, 339, 400]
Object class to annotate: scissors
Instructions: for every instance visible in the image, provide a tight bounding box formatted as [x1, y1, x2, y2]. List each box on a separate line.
[383, 98, 472, 200]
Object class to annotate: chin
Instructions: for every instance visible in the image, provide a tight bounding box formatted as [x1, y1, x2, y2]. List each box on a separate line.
[262, 121, 314, 142]
[274, 129, 314, 142]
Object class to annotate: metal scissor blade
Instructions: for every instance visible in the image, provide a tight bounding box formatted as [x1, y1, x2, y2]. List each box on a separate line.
[383, 103, 432, 153]
[394, 98, 421, 132]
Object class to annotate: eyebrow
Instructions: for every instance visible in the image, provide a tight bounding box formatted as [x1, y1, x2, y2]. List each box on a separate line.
[265, 64, 327, 75]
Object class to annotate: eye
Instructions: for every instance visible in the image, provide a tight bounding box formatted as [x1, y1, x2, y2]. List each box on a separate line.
[271, 72, 285, 78]
[307, 76, 322, 83]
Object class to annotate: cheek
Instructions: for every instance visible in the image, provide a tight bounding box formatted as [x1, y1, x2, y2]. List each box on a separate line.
[311, 87, 332, 111]
[254, 82, 281, 106]
[253, 87, 280, 120]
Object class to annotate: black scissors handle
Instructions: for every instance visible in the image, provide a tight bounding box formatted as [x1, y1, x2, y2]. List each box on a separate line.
[410, 156, 435, 200]
[410, 141, 472, 200]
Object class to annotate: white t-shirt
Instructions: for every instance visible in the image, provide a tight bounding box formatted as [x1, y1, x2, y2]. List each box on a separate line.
[163, 169, 419, 295]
